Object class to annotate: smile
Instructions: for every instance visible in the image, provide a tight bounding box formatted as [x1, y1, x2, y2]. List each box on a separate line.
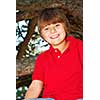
[50, 34, 60, 39]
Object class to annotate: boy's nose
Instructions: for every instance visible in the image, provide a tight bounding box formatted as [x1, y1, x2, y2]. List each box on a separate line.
[50, 27, 56, 33]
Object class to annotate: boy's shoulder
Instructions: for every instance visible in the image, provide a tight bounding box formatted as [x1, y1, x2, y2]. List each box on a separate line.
[67, 36, 83, 49]
[67, 35, 82, 44]
[36, 49, 50, 61]
[67, 35, 82, 41]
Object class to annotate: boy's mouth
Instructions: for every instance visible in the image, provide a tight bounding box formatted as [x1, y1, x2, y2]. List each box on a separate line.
[50, 34, 60, 39]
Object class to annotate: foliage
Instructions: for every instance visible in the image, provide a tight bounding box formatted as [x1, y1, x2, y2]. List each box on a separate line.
[16, 86, 28, 100]
[16, 75, 42, 99]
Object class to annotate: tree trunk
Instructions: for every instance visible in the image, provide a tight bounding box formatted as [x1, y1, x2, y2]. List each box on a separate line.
[16, 18, 37, 59]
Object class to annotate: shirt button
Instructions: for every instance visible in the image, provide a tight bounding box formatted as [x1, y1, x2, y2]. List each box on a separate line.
[58, 56, 60, 58]
[55, 50, 57, 52]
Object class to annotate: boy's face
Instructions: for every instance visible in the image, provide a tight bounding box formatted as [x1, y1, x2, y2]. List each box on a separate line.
[41, 22, 66, 47]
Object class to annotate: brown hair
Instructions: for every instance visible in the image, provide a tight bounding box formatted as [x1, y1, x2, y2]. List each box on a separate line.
[37, 8, 70, 34]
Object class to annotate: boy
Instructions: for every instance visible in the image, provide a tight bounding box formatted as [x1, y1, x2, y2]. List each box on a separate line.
[25, 8, 83, 100]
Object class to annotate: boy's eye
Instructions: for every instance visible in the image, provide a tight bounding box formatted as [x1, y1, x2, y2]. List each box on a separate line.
[42, 27, 49, 33]
[44, 28, 49, 31]
[55, 23, 60, 27]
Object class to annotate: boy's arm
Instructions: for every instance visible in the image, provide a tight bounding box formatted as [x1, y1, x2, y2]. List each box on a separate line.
[25, 80, 43, 99]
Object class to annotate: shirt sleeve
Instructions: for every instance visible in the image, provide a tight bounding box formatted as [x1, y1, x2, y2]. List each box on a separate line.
[32, 54, 45, 82]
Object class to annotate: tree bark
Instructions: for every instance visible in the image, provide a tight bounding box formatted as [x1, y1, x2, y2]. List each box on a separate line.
[16, 56, 36, 77]
[16, 18, 37, 59]
[16, 0, 83, 33]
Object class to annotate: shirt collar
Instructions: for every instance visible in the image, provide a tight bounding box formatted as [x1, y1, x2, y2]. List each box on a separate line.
[49, 36, 75, 53]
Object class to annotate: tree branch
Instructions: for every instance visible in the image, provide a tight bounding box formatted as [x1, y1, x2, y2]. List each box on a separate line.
[16, 18, 37, 59]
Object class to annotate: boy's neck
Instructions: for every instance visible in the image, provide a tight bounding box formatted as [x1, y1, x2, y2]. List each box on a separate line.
[53, 39, 70, 54]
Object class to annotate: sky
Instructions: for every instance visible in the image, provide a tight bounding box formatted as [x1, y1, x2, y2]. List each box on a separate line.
[16, 20, 50, 57]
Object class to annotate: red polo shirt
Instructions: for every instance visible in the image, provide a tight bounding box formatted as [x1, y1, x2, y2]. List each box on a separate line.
[32, 36, 83, 100]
